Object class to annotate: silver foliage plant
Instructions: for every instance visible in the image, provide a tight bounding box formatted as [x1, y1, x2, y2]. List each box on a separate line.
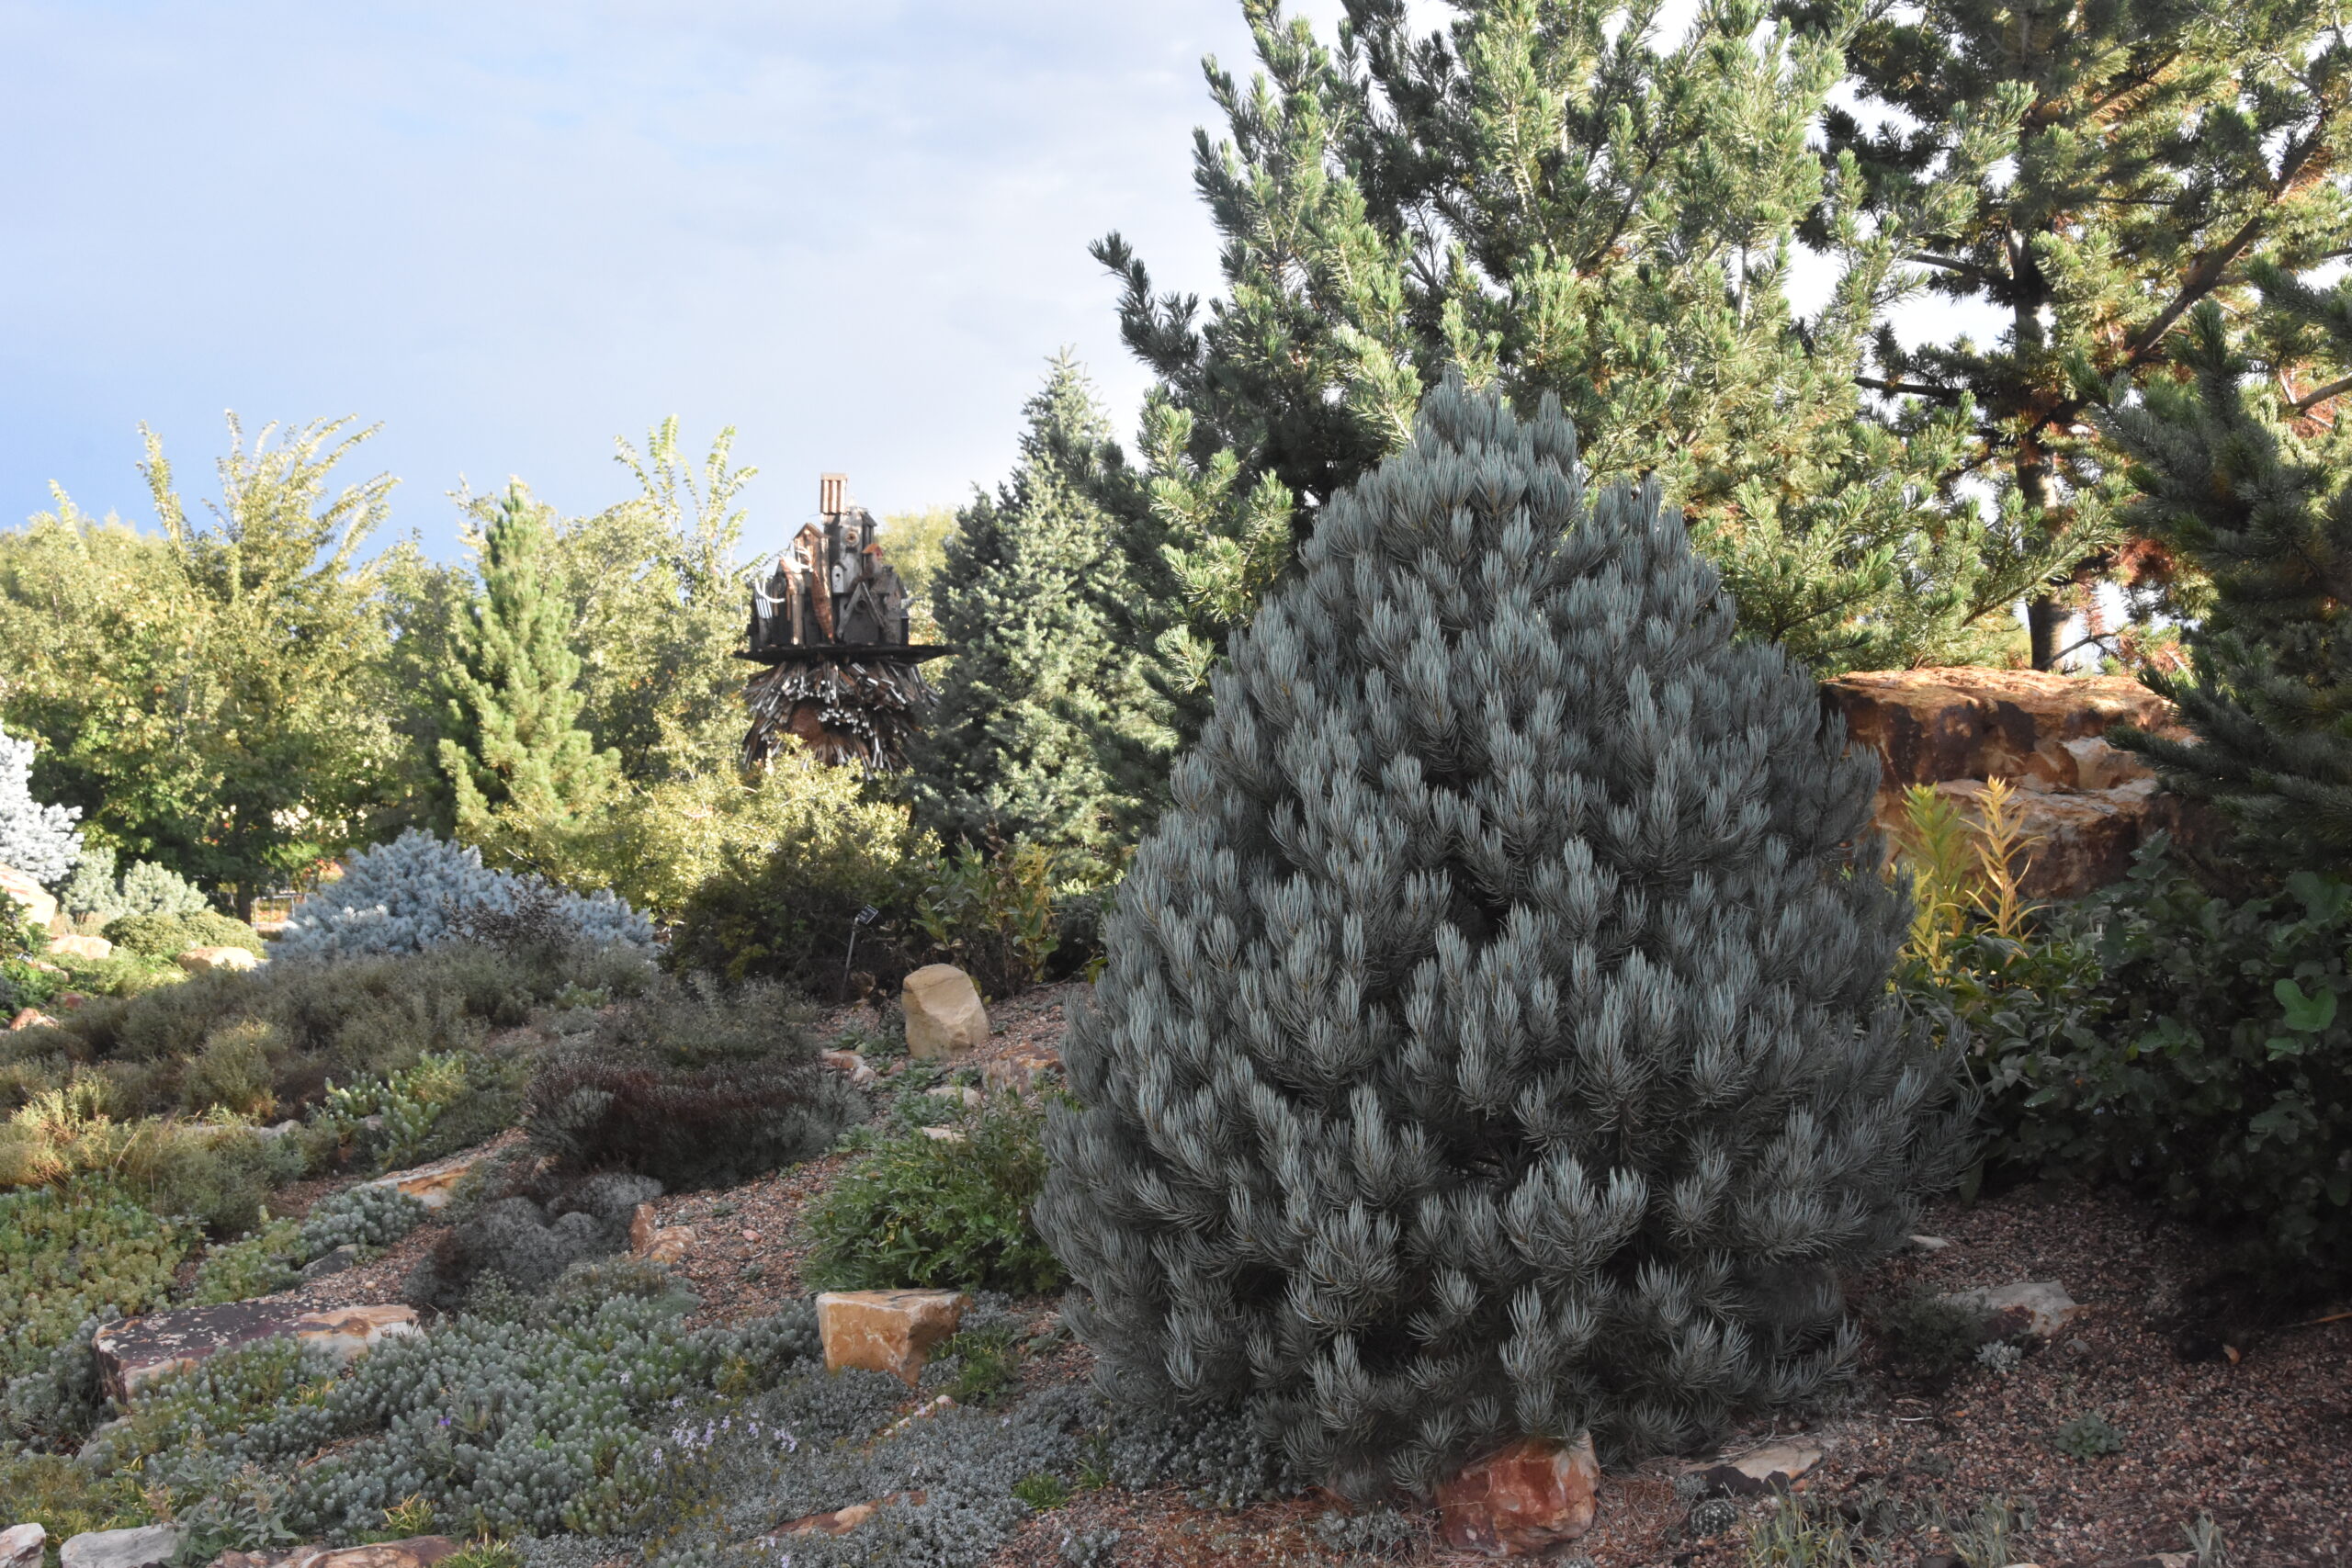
[1036, 378, 1972, 1497]
[60, 845, 211, 922]
[277, 829, 652, 960]
[0, 722, 81, 887]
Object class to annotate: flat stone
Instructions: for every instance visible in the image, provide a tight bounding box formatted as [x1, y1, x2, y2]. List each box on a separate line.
[60, 1524, 185, 1568]
[643, 1226, 695, 1266]
[781, 1494, 924, 1538]
[306, 1538, 459, 1568]
[48, 932, 114, 961]
[300, 1245, 361, 1280]
[1909, 1235, 1954, 1251]
[94, 1301, 419, 1401]
[7, 1008, 59, 1032]
[817, 1289, 967, 1387]
[901, 964, 987, 1059]
[1946, 1280, 2081, 1341]
[919, 1125, 967, 1144]
[362, 1146, 498, 1211]
[1685, 1440, 1826, 1496]
[924, 1085, 984, 1107]
[2, 1524, 46, 1568]
[1436, 1434, 1600, 1556]
[981, 1050, 1060, 1093]
[177, 945, 259, 974]
[820, 1048, 878, 1089]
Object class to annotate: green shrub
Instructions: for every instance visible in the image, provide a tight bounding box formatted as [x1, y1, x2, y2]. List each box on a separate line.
[121, 1121, 302, 1235]
[101, 910, 266, 961]
[913, 838, 1064, 997]
[808, 1096, 1061, 1294]
[401, 1173, 662, 1313]
[300, 1184, 428, 1256]
[1871, 1289, 1992, 1385]
[668, 765, 932, 994]
[1972, 840, 2352, 1281]
[522, 979, 854, 1190]
[0, 1184, 193, 1377]
[2050, 1412, 2124, 1460]
[190, 1220, 306, 1304]
[0, 1452, 151, 1544]
[317, 1050, 526, 1174]
[2, 1310, 118, 1450]
[6, 942, 639, 1125]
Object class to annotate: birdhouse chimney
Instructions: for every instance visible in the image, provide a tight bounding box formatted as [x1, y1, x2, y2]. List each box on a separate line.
[819, 473, 847, 516]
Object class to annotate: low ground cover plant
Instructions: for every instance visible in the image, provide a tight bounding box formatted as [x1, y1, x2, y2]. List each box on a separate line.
[523, 977, 854, 1189]
[0, 1184, 192, 1377]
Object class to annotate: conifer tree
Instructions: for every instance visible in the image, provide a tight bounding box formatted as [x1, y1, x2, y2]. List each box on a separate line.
[2097, 274, 2352, 867]
[1038, 379, 1970, 1496]
[1792, 0, 2352, 668]
[0, 721, 80, 886]
[1097, 0, 2079, 684]
[910, 359, 1171, 877]
[438, 484, 621, 876]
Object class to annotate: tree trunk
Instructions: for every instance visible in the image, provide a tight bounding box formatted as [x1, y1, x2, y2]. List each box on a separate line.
[2027, 593, 2063, 671]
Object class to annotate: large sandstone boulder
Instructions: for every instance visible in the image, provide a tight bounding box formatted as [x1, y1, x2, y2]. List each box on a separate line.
[1823, 668, 2178, 791]
[47, 932, 113, 961]
[0, 863, 56, 930]
[816, 1289, 967, 1386]
[1824, 667, 2190, 898]
[2, 1525, 46, 1568]
[94, 1302, 418, 1401]
[1435, 1434, 1600, 1556]
[900, 964, 988, 1059]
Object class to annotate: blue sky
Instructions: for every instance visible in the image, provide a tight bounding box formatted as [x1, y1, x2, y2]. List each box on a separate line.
[1, 1, 1367, 559]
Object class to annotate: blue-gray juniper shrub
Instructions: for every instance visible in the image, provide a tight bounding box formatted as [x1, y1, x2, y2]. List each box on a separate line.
[1036, 378, 1973, 1497]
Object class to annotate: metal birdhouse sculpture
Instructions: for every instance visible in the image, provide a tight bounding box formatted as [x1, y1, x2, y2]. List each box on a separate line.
[741, 473, 947, 772]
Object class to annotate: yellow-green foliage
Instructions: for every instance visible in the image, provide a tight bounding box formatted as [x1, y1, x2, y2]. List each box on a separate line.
[1891, 777, 2043, 1000]
[189, 1218, 305, 1305]
[0, 1090, 298, 1234]
[0, 1454, 152, 1547]
[914, 838, 1064, 996]
[0, 1183, 193, 1376]
[669, 750, 936, 987]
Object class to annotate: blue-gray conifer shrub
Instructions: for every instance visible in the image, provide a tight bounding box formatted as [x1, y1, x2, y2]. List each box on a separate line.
[1036, 378, 1971, 1496]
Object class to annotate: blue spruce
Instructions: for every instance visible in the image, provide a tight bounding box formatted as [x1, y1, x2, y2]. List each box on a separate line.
[1037, 378, 1970, 1495]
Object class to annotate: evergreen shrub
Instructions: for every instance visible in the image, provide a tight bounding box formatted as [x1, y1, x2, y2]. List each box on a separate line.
[807, 1096, 1061, 1294]
[102, 909, 265, 960]
[1037, 380, 1971, 1494]
[299, 1183, 428, 1255]
[189, 1220, 305, 1305]
[522, 979, 854, 1189]
[403, 1172, 662, 1312]
[1972, 840, 2352, 1281]
[277, 830, 652, 961]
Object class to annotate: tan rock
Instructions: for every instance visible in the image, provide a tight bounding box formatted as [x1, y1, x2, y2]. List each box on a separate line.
[1685, 1439, 1826, 1496]
[1436, 1434, 1600, 1556]
[305, 1538, 458, 1568]
[7, 1008, 59, 1032]
[817, 1289, 967, 1386]
[1947, 1280, 2081, 1341]
[820, 1047, 879, 1089]
[628, 1201, 660, 1254]
[363, 1145, 499, 1211]
[60, 1524, 183, 1568]
[2, 1524, 46, 1568]
[177, 945, 259, 974]
[644, 1226, 695, 1266]
[94, 1301, 419, 1401]
[924, 1085, 984, 1108]
[0, 863, 57, 930]
[1823, 668, 2177, 791]
[981, 1049, 1061, 1094]
[782, 1493, 925, 1538]
[901, 964, 987, 1059]
[47, 932, 114, 961]
[2059, 735, 2152, 792]
[919, 1125, 967, 1144]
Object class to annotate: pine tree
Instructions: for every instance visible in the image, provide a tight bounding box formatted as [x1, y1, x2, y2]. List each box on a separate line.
[1097, 0, 2079, 686]
[2096, 274, 2352, 867]
[0, 721, 81, 886]
[1037, 379, 1970, 1496]
[438, 484, 621, 876]
[1795, 0, 2352, 669]
[909, 358, 1172, 878]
